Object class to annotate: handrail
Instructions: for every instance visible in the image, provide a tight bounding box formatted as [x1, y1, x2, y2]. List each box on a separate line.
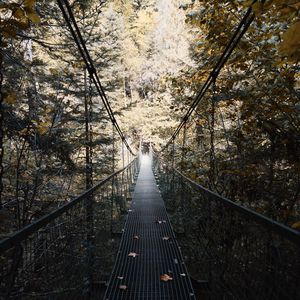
[155, 156, 300, 246]
[0, 158, 137, 253]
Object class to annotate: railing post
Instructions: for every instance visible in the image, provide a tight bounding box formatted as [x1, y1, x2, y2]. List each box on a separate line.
[111, 124, 115, 234]
[0, 49, 3, 209]
[180, 123, 187, 213]
[171, 138, 176, 199]
[84, 69, 94, 297]
[209, 76, 217, 189]
[122, 142, 125, 169]
[181, 123, 187, 172]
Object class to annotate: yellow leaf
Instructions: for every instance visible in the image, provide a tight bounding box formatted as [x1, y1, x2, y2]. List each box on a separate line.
[37, 126, 47, 135]
[17, 20, 29, 30]
[24, 0, 36, 8]
[49, 68, 59, 75]
[2, 26, 17, 38]
[28, 11, 40, 24]
[44, 107, 53, 114]
[243, 0, 254, 7]
[13, 8, 25, 20]
[196, 119, 206, 126]
[73, 61, 85, 69]
[37, 121, 51, 135]
[291, 221, 300, 229]
[278, 21, 300, 62]
[252, 2, 264, 14]
[0, 3, 9, 9]
[4, 93, 16, 104]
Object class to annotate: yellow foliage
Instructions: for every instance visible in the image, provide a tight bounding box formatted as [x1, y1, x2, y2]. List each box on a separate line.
[278, 21, 300, 62]
[1, 26, 17, 38]
[0, 0, 40, 41]
[4, 93, 17, 104]
[49, 68, 59, 75]
[73, 61, 85, 69]
[37, 121, 52, 135]
[27, 11, 41, 24]
[12, 8, 25, 20]
[24, 0, 36, 8]
[291, 221, 300, 229]
[196, 119, 206, 126]
[252, 2, 264, 14]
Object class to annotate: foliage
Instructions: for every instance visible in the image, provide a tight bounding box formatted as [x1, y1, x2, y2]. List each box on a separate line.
[0, 0, 130, 233]
[0, 0, 299, 242]
[165, 0, 300, 226]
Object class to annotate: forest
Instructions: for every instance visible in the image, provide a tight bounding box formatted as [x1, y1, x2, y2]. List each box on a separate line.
[0, 0, 299, 299]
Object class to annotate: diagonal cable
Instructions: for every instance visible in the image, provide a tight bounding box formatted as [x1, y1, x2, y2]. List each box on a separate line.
[162, 4, 256, 151]
[57, 0, 135, 155]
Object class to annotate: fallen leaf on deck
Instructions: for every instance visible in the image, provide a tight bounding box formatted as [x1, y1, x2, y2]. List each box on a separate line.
[128, 252, 138, 258]
[160, 274, 173, 282]
[155, 220, 166, 224]
[119, 285, 127, 290]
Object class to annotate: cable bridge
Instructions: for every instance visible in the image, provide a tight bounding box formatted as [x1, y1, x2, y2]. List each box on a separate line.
[105, 155, 195, 300]
[1, 151, 299, 299]
[1, 0, 300, 299]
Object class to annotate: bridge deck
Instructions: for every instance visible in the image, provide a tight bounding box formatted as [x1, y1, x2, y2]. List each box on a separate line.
[104, 156, 195, 300]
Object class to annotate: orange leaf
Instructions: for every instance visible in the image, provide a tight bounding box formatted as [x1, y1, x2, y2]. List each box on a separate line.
[160, 274, 173, 282]
[291, 221, 300, 229]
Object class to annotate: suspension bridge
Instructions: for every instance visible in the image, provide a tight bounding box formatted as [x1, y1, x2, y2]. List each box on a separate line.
[1, 0, 300, 299]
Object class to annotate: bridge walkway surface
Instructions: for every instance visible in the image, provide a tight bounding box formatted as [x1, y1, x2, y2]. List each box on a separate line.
[104, 155, 196, 300]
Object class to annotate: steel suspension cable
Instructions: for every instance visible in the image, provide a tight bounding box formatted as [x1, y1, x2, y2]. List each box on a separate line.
[61, 0, 133, 154]
[57, 0, 134, 155]
[162, 3, 257, 151]
[0, 49, 3, 209]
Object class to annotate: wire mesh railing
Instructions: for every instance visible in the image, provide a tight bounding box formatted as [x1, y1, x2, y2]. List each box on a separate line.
[0, 157, 139, 299]
[153, 155, 300, 300]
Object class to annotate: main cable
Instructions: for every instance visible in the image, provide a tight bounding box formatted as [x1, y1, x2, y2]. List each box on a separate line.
[57, 0, 134, 155]
[162, 4, 256, 151]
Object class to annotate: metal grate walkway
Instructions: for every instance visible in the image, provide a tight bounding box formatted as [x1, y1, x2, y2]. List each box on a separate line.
[104, 155, 196, 300]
